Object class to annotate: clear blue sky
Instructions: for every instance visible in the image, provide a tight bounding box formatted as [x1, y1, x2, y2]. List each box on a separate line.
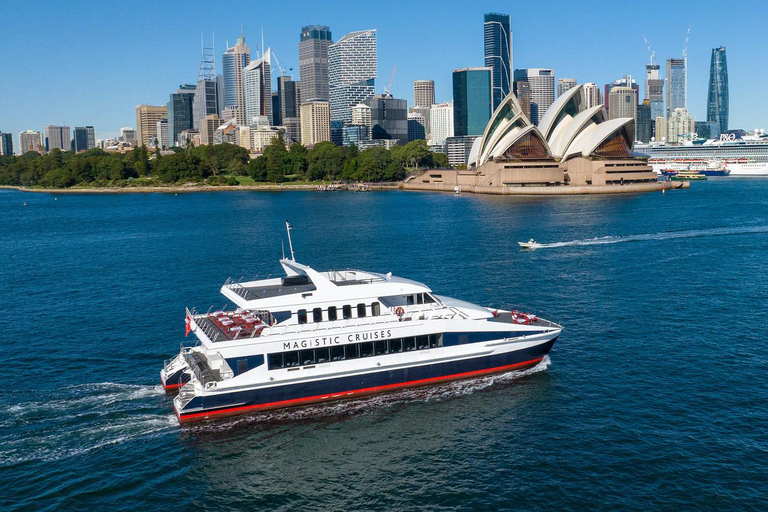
[1, 0, 767, 142]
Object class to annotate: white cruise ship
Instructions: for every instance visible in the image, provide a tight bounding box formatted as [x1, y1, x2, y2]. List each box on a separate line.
[161, 224, 562, 424]
[636, 132, 768, 176]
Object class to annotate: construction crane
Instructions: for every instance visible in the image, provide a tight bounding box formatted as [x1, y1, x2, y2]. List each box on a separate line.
[270, 49, 292, 77]
[682, 26, 691, 105]
[383, 65, 396, 97]
[642, 34, 655, 65]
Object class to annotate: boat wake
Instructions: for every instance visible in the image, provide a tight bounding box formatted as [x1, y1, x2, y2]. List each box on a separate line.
[528, 225, 768, 249]
[0, 382, 175, 466]
[185, 357, 552, 432]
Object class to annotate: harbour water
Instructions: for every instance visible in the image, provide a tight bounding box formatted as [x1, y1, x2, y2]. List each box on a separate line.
[1, 180, 767, 510]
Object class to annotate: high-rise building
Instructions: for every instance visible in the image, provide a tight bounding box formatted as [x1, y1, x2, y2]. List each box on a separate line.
[300, 100, 330, 146]
[272, 92, 281, 126]
[668, 107, 695, 143]
[73, 127, 89, 152]
[645, 63, 665, 135]
[429, 101, 454, 145]
[85, 126, 95, 150]
[193, 39, 221, 129]
[655, 117, 668, 142]
[244, 49, 273, 126]
[222, 32, 250, 126]
[413, 80, 435, 108]
[120, 127, 136, 145]
[707, 46, 729, 135]
[513, 68, 554, 125]
[446, 135, 479, 167]
[407, 112, 426, 141]
[364, 94, 408, 143]
[156, 119, 169, 149]
[135, 104, 167, 147]
[199, 114, 220, 145]
[168, 84, 196, 147]
[0, 133, 13, 155]
[19, 130, 43, 154]
[558, 78, 577, 97]
[583, 82, 602, 108]
[329, 29, 377, 124]
[637, 100, 652, 143]
[608, 87, 637, 124]
[352, 103, 372, 128]
[484, 13, 512, 111]
[278, 75, 301, 142]
[604, 75, 638, 117]
[453, 67, 492, 136]
[44, 125, 70, 151]
[299, 25, 332, 102]
[515, 80, 531, 120]
[666, 58, 686, 117]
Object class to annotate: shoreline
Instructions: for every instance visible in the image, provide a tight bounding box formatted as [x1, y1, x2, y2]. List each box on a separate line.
[401, 180, 689, 195]
[1, 184, 352, 194]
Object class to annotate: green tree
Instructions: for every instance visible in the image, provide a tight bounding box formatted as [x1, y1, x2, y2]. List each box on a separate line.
[265, 135, 288, 182]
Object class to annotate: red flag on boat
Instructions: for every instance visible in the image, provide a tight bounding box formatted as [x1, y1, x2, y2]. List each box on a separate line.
[185, 313, 192, 337]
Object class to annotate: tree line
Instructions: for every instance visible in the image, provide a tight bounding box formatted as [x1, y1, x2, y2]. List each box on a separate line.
[0, 137, 449, 188]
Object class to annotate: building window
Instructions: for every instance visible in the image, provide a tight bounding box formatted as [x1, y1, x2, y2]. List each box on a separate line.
[297, 309, 307, 324]
[328, 306, 338, 321]
[343, 305, 352, 319]
[357, 303, 367, 318]
[313, 308, 322, 323]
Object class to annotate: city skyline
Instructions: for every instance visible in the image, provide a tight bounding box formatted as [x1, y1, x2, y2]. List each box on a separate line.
[1, 1, 766, 142]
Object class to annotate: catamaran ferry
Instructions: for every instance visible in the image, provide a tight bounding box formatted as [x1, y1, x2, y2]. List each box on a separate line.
[161, 224, 562, 424]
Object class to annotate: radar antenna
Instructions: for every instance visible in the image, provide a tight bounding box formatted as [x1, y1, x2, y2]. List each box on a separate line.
[285, 221, 295, 261]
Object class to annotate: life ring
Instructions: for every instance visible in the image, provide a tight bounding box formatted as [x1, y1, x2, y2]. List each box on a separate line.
[395, 307, 405, 317]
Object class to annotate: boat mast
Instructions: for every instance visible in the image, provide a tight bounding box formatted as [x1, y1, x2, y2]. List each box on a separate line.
[285, 221, 295, 261]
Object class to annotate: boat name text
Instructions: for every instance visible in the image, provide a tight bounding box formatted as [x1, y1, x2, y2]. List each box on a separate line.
[284, 329, 393, 350]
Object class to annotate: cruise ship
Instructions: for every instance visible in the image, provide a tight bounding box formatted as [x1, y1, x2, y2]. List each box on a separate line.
[636, 132, 768, 176]
[161, 224, 562, 424]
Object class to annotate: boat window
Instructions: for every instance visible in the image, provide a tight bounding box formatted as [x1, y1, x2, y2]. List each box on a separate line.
[328, 306, 338, 321]
[237, 359, 249, 374]
[424, 294, 436, 304]
[375, 340, 388, 355]
[345, 343, 359, 359]
[417, 293, 424, 305]
[390, 338, 403, 353]
[284, 351, 300, 367]
[371, 302, 380, 316]
[416, 335, 429, 350]
[407, 295, 415, 305]
[301, 350, 316, 366]
[404, 337, 416, 351]
[331, 345, 345, 361]
[357, 303, 367, 318]
[429, 334, 441, 348]
[458, 334, 469, 345]
[343, 305, 353, 319]
[360, 342, 374, 357]
[297, 309, 307, 324]
[316, 347, 330, 363]
[268, 353, 284, 370]
[313, 308, 322, 323]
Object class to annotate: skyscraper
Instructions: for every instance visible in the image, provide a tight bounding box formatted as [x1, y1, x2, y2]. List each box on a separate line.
[668, 107, 695, 143]
[364, 94, 408, 143]
[193, 38, 221, 129]
[583, 82, 602, 108]
[19, 130, 43, 154]
[407, 112, 426, 141]
[604, 76, 638, 117]
[300, 100, 331, 146]
[168, 85, 196, 147]
[429, 102, 454, 145]
[73, 127, 89, 152]
[637, 100, 652, 143]
[199, 114, 220, 145]
[156, 119, 169, 149]
[453, 67, 492, 136]
[44, 125, 70, 151]
[558, 78, 577, 97]
[645, 63, 664, 131]
[666, 58, 686, 117]
[222, 32, 250, 126]
[608, 87, 637, 123]
[85, 126, 95, 150]
[707, 46, 728, 135]
[484, 12, 512, 111]
[278, 75, 301, 142]
[413, 80, 435, 108]
[0, 133, 13, 155]
[299, 25, 332, 102]
[513, 69, 555, 125]
[135, 105, 167, 147]
[329, 29, 377, 124]
[244, 49, 273, 126]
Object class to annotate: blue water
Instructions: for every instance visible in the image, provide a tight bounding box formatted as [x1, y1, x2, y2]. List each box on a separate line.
[1, 181, 767, 510]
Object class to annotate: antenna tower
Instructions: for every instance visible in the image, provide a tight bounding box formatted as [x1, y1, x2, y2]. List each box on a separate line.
[199, 32, 216, 81]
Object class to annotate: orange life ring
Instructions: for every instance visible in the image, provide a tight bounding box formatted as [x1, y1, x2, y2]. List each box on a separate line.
[395, 306, 405, 317]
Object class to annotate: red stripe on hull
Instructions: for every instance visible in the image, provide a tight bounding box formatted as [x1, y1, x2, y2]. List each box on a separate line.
[177, 356, 544, 424]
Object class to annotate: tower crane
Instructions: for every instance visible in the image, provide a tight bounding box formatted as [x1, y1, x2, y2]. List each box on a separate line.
[383, 66, 396, 97]
[642, 34, 655, 65]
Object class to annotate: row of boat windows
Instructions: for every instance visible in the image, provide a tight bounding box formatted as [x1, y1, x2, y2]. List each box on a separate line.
[295, 294, 437, 325]
[267, 334, 443, 370]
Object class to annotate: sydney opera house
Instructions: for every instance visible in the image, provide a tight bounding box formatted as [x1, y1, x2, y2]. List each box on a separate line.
[415, 85, 658, 190]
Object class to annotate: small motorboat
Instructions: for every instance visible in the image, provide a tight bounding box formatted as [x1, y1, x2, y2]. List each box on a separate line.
[518, 238, 542, 249]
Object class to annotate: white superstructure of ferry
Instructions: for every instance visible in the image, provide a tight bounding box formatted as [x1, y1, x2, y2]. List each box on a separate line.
[637, 132, 768, 176]
[161, 225, 562, 424]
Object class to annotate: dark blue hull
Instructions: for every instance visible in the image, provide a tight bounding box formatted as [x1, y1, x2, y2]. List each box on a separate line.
[699, 170, 730, 176]
[177, 337, 558, 423]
